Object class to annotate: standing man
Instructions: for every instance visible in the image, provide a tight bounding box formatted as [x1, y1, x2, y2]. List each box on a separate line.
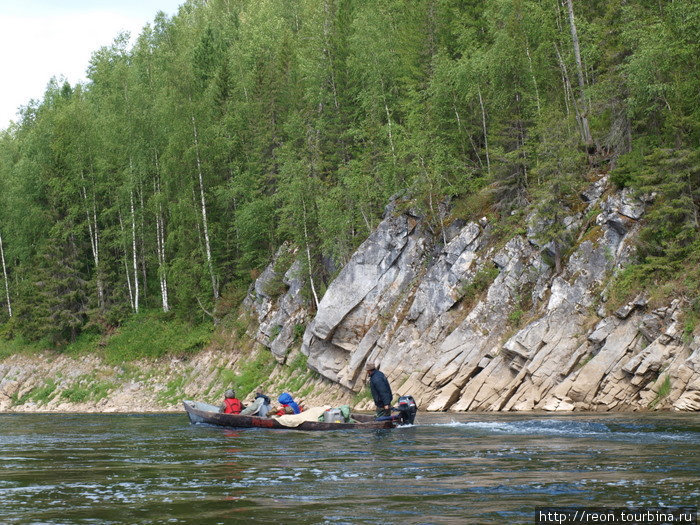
[366, 361, 393, 418]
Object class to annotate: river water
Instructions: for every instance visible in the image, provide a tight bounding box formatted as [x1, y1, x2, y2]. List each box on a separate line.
[0, 411, 698, 524]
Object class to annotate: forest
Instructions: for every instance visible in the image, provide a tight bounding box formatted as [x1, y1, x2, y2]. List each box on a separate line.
[0, 0, 698, 349]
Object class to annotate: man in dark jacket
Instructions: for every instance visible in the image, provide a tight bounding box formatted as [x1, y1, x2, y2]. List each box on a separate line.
[366, 361, 393, 417]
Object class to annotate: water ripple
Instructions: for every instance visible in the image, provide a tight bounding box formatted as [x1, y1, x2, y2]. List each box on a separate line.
[0, 412, 697, 524]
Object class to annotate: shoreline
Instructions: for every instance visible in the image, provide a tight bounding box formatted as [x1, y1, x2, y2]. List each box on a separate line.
[2, 408, 693, 415]
[2, 346, 699, 414]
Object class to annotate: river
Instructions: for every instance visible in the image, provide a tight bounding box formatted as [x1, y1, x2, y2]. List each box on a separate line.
[0, 411, 698, 524]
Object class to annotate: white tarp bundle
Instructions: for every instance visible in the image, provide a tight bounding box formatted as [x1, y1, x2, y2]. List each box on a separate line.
[273, 405, 331, 427]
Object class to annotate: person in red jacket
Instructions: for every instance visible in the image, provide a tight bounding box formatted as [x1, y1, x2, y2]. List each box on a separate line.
[220, 389, 243, 414]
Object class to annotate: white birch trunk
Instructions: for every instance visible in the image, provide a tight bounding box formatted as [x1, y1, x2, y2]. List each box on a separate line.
[138, 184, 147, 298]
[130, 191, 139, 313]
[155, 208, 168, 311]
[359, 206, 372, 234]
[154, 182, 165, 311]
[302, 198, 320, 309]
[0, 230, 11, 317]
[517, 91, 529, 186]
[80, 173, 103, 309]
[323, 0, 339, 110]
[421, 156, 447, 247]
[525, 39, 541, 116]
[153, 157, 170, 312]
[478, 87, 491, 176]
[379, 78, 396, 163]
[566, 0, 593, 145]
[555, 42, 586, 141]
[118, 210, 134, 310]
[560, 69, 571, 117]
[454, 95, 484, 168]
[190, 111, 219, 301]
[158, 210, 169, 312]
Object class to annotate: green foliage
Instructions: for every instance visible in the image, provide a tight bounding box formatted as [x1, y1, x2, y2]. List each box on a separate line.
[61, 383, 90, 403]
[269, 325, 282, 340]
[288, 352, 307, 372]
[284, 371, 310, 394]
[682, 299, 700, 344]
[11, 376, 113, 407]
[232, 316, 250, 341]
[64, 332, 102, 356]
[490, 207, 528, 246]
[458, 266, 500, 308]
[609, 147, 700, 311]
[648, 374, 672, 409]
[352, 385, 373, 406]
[261, 278, 287, 301]
[260, 246, 296, 298]
[232, 349, 276, 399]
[22, 379, 57, 405]
[449, 185, 493, 225]
[0, 330, 47, 360]
[293, 323, 305, 342]
[216, 367, 237, 389]
[277, 351, 317, 395]
[157, 375, 186, 405]
[610, 149, 643, 189]
[508, 308, 524, 326]
[529, 110, 588, 272]
[99, 311, 213, 364]
[608, 265, 647, 310]
[635, 149, 700, 266]
[90, 380, 113, 402]
[0, 0, 697, 354]
[60, 374, 115, 403]
[214, 279, 251, 319]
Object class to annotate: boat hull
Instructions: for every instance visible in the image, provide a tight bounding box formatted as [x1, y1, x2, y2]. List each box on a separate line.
[183, 400, 395, 430]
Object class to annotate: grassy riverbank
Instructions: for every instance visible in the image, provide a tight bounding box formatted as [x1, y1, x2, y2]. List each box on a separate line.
[0, 308, 365, 413]
[0, 310, 214, 363]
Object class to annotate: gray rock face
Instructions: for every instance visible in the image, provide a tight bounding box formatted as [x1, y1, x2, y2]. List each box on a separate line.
[407, 222, 482, 331]
[312, 214, 420, 340]
[245, 179, 700, 412]
[303, 213, 428, 388]
[244, 244, 311, 362]
[581, 175, 608, 203]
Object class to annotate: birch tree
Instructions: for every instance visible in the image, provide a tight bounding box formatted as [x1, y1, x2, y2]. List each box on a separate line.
[565, 0, 593, 146]
[190, 108, 219, 302]
[0, 230, 11, 317]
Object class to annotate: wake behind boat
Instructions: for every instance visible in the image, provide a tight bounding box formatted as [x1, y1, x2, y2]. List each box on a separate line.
[183, 399, 416, 431]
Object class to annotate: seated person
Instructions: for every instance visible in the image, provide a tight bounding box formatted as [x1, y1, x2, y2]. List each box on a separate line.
[240, 391, 271, 417]
[219, 389, 243, 414]
[273, 392, 301, 416]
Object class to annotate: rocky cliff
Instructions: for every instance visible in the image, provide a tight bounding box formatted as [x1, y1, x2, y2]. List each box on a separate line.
[3, 177, 699, 413]
[248, 176, 700, 412]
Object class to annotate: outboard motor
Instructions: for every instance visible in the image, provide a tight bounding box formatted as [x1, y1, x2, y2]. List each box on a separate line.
[394, 395, 417, 425]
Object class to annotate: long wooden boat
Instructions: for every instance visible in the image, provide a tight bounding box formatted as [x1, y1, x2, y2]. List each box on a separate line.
[183, 400, 395, 430]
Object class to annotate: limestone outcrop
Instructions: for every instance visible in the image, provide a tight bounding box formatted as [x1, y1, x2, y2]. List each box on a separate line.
[243, 243, 310, 362]
[245, 175, 699, 411]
